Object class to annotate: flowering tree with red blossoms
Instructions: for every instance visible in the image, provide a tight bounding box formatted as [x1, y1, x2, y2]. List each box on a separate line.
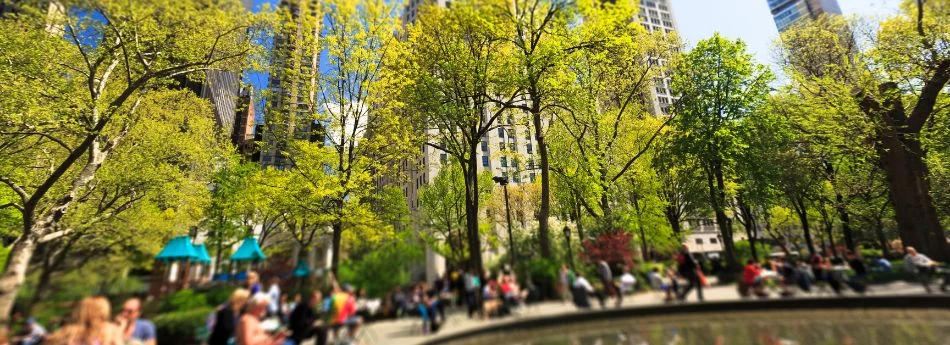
[581, 231, 636, 268]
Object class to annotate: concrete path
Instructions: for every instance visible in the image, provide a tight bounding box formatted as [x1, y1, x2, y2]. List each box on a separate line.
[348, 281, 932, 345]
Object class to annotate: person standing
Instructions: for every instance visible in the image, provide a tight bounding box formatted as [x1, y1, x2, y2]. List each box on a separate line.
[463, 269, 481, 318]
[236, 294, 287, 345]
[558, 264, 570, 302]
[595, 261, 622, 308]
[208, 289, 250, 345]
[903, 246, 938, 293]
[676, 244, 704, 302]
[288, 291, 327, 345]
[117, 298, 156, 345]
[266, 278, 281, 317]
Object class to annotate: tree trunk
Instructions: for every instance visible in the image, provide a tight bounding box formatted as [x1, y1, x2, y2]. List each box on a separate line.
[665, 206, 682, 235]
[792, 196, 816, 256]
[707, 162, 738, 272]
[0, 234, 37, 324]
[737, 195, 758, 261]
[824, 161, 855, 252]
[463, 147, 483, 273]
[874, 217, 891, 259]
[572, 192, 585, 242]
[330, 218, 343, 275]
[27, 247, 53, 314]
[878, 132, 949, 261]
[532, 111, 552, 258]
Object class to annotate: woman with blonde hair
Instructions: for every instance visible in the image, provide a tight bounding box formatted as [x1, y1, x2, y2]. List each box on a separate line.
[47, 297, 121, 345]
[208, 288, 251, 345]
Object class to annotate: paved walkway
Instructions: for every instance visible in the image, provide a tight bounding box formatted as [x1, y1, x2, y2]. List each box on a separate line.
[353, 281, 932, 345]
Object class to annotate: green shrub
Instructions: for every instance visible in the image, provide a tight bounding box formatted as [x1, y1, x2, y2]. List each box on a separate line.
[860, 248, 884, 258]
[197, 285, 235, 307]
[516, 257, 560, 299]
[153, 307, 214, 345]
[734, 240, 772, 264]
[160, 289, 207, 313]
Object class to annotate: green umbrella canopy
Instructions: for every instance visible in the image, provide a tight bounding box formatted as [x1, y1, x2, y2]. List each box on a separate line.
[155, 236, 199, 263]
[292, 259, 310, 278]
[193, 243, 212, 264]
[230, 237, 266, 262]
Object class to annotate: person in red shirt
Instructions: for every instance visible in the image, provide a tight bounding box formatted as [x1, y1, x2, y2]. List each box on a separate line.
[741, 259, 767, 298]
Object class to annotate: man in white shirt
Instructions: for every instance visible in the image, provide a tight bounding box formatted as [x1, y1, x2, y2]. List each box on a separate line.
[619, 266, 637, 296]
[904, 247, 938, 293]
[572, 274, 594, 309]
[267, 277, 282, 316]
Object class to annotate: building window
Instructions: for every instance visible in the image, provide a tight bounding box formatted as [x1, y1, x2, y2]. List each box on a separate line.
[512, 158, 520, 169]
[695, 238, 704, 245]
[710, 238, 718, 244]
[482, 155, 489, 167]
[501, 157, 508, 168]
[530, 173, 536, 182]
[513, 174, 521, 183]
[440, 153, 447, 164]
[499, 143, 505, 151]
[498, 128, 505, 137]
[526, 143, 533, 154]
[509, 142, 516, 151]
[481, 141, 488, 152]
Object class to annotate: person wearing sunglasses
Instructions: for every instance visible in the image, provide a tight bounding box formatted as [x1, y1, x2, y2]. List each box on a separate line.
[116, 298, 156, 345]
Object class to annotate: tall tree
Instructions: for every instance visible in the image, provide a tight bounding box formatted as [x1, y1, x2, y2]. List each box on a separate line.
[502, 0, 575, 258]
[266, 0, 413, 272]
[0, 0, 262, 321]
[779, 2, 950, 259]
[548, 0, 677, 221]
[669, 33, 773, 271]
[395, 0, 521, 271]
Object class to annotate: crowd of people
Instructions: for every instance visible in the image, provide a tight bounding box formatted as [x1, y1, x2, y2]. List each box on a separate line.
[2, 245, 947, 345]
[205, 271, 365, 345]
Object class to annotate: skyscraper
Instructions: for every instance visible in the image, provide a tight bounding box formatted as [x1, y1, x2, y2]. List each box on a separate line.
[767, 0, 842, 32]
[636, 0, 678, 115]
[260, 0, 323, 169]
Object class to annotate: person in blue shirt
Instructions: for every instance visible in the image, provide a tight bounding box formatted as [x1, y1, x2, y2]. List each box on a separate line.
[118, 298, 156, 345]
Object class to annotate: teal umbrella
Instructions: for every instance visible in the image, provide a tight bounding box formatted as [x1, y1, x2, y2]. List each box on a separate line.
[193, 244, 212, 264]
[230, 237, 266, 262]
[292, 259, 310, 278]
[155, 236, 199, 262]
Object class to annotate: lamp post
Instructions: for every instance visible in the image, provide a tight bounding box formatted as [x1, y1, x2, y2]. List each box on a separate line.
[493, 176, 515, 269]
[563, 226, 574, 270]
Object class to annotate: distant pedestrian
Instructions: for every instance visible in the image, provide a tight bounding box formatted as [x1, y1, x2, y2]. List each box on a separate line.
[845, 251, 868, 294]
[676, 244, 704, 302]
[247, 271, 262, 295]
[619, 266, 637, 296]
[236, 293, 287, 345]
[266, 277, 281, 317]
[558, 264, 571, 302]
[288, 291, 328, 345]
[464, 269, 481, 318]
[571, 273, 594, 309]
[903, 246, 938, 293]
[595, 261, 622, 308]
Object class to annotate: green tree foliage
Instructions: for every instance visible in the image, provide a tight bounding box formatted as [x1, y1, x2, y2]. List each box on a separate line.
[669, 33, 773, 271]
[263, 0, 414, 272]
[0, 0, 265, 321]
[548, 0, 678, 221]
[394, 0, 521, 271]
[778, 1, 950, 260]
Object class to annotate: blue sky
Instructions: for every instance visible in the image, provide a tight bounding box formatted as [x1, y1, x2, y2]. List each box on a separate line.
[673, 0, 901, 71]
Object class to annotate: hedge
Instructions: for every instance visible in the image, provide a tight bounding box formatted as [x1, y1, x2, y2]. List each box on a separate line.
[153, 307, 214, 345]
